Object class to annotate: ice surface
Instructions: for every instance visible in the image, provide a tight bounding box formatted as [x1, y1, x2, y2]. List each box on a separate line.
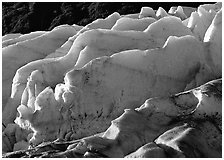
[144, 16, 194, 46]
[112, 17, 156, 31]
[204, 9, 222, 76]
[2, 31, 45, 48]
[139, 7, 156, 18]
[2, 33, 22, 42]
[2, 25, 77, 110]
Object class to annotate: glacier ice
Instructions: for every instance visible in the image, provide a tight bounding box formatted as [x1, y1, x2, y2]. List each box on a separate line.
[2, 3, 222, 156]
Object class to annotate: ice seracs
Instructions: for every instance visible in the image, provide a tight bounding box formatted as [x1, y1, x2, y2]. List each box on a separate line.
[170, 6, 187, 20]
[169, 6, 196, 18]
[2, 3, 222, 157]
[139, 7, 156, 18]
[187, 6, 216, 40]
[203, 9, 222, 77]
[2, 25, 78, 110]
[156, 7, 169, 18]
[4, 17, 197, 126]
[15, 35, 213, 146]
[200, 2, 222, 12]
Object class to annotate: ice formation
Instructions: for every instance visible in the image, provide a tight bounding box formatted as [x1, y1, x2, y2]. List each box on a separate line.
[111, 17, 156, 31]
[2, 3, 222, 157]
[187, 6, 216, 40]
[204, 9, 222, 76]
[3, 14, 196, 126]
[156, 7, 169, 18]
[2, 31, 45, 48]
[60, 79, 220, 158]
[2, 33, 22, 41]
[170, 6, 187, 20]
[2, 25, 78, 110]
[144, 16, 194, 46]
[14, 35, 214, 146]
[139, 7, 156, 18]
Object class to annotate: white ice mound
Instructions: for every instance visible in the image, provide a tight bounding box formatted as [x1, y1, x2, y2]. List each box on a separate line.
[2, 33, 22, 42]
[15, 35, 213, 146]
[156, 7, 169, 18]
[45, 12, 120, 58]
[144, 16, 194, 46]
[72, 29, 161, 69]
[86, 12, 121, 30]
[2, 31, 45, 48]
[77, 12, 121, 35]
[139, 7, 156, 18]
[111, 17, 156, 31]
